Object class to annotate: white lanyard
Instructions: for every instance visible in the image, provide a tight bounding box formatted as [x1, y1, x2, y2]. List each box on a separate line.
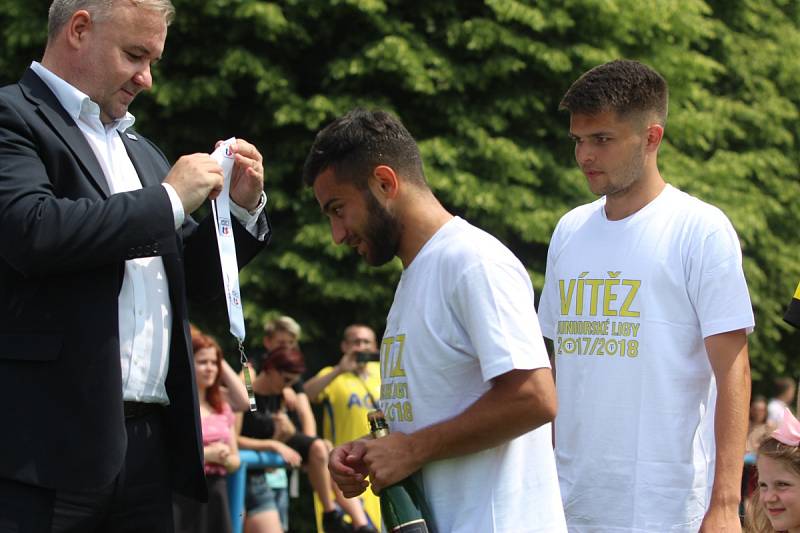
[210, 138, 256, 411]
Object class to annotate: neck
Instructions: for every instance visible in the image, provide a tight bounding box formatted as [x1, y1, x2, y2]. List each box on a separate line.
[253, 371, 279, 394]
[40, 47, 78, 90]
[197, 385, 208, 406]
[396, 190, 453, 267]
[604, 166, 665, 221]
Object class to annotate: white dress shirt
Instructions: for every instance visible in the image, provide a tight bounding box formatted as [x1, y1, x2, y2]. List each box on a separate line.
[30, 61, 266, 404]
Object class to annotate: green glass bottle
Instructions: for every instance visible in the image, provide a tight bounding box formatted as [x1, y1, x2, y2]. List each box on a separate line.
[367, 410, 434, 533]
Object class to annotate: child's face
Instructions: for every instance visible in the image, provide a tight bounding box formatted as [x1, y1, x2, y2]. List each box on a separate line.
[758, 455, 800, 532]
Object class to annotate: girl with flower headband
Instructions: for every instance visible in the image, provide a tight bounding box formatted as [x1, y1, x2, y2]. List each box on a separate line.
[746, 408, 800, 532]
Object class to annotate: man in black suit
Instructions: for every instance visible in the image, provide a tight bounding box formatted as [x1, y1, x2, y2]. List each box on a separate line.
[0, 1, 269, 531]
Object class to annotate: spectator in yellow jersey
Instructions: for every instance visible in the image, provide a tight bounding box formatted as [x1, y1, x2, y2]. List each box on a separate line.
[305, 324, 382, 532]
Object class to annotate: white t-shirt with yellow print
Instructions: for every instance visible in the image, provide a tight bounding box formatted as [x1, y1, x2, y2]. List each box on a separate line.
[380, 216, 566, 533]
[538, 184, 754, 532]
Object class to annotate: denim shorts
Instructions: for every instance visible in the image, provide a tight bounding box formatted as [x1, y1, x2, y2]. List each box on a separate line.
[245, 473, 278, 515]
[274, 482, 288, 530]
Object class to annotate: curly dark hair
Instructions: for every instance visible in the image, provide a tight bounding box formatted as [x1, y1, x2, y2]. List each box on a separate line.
[302, 108, 426, 189]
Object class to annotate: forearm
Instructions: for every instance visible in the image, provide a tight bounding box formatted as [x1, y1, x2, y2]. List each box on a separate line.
[237, 435, 287, 453]
[224, 450, 241, 473]
[304, 367, 342, 401]
[410, 367, 556, 464]
[707, 331, 751, 507]
[220, 359, 249, 412]
[0, 102, 179, 275]
[226, 427, 241, 472]
[295, 393, 317, 436]
[203, 444, 216, 463]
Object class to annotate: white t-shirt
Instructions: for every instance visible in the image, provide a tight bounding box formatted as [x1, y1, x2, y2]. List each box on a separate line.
[380, 217, 566, 533]
[538, 185, 754, 532]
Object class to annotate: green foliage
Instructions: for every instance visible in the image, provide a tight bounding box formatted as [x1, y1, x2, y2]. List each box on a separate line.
[1, 0, 798, 414]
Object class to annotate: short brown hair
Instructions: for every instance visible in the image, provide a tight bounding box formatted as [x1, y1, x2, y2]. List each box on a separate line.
[560, 59, 668, 126]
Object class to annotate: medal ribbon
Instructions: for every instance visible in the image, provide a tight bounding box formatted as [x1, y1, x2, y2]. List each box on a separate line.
[210, 138, 256, 412]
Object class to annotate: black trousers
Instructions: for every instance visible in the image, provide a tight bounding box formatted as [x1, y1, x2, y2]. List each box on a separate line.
[0, 409, 174, 533]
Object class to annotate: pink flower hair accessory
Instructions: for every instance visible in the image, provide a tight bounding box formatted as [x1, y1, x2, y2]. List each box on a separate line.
[772, 408, 800, 446]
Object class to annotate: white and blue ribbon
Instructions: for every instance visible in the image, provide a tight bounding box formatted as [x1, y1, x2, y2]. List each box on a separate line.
[210, 138, 256, 411]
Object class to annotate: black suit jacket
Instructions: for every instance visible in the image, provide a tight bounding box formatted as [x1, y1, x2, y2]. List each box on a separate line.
[0, 68, 268, 500]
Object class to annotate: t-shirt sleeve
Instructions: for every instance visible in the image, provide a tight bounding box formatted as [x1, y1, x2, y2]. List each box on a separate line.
[313, 366, 335, 401]
[785, 281, 800, 328]
[451, 257, 551, 382]
[687, 214, 755, 338]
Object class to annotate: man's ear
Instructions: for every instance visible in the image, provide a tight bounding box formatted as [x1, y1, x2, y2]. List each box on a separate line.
[66, 10, 93, 50]
[370, 165, 400, 200]
[645, 124, 664, 152]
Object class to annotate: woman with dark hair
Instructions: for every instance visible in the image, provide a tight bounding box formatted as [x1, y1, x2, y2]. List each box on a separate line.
[173, 330, 241, 533]
[238, 346, 355, 533]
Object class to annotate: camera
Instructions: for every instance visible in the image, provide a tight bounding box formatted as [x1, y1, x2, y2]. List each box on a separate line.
[355, 351, 379, 364]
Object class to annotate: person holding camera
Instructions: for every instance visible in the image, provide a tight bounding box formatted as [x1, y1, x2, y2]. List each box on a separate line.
[304, 324, 381, 532]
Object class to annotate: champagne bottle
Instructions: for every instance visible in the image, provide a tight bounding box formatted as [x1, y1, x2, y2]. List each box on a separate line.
[367, 410, 433, 533]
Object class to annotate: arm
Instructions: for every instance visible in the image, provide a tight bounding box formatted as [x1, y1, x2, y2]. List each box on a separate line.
[304, 367, 343, 402]
[294, 391, 317, 436]
[304, 353, 358, 402]
[364, 367, 556, 493]
[224, 418, 241, 473]
[0, 93, 238, 277]
[271, 411, 297, 442]
[234, 412, 302, 467]
[220, 359, 249, 412]
[700, 329, 750, 533]
[0, 93, 177, 275]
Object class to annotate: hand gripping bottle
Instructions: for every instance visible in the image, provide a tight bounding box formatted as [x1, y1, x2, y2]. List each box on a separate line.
[367, 410, 433, 533]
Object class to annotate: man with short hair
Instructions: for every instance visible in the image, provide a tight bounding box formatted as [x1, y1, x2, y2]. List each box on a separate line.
[537, 59, 754, 532]
[0, 1, 269, 531]
[304, 324, 382, 532]
[305, 108, 567, 532]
